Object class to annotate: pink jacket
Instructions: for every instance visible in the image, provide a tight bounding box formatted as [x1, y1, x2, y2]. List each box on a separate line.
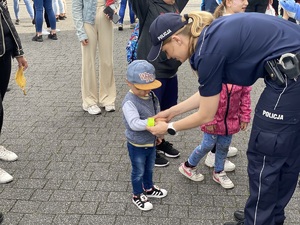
[201, 84, 252, 135]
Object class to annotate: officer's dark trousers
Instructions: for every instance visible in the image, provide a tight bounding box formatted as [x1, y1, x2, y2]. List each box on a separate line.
[244, 78, 300, 225]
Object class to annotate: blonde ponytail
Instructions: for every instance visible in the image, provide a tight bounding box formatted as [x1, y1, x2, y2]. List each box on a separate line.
[179, 11, 214, 57]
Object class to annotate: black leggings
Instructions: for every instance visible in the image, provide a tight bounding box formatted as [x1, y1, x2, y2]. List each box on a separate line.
[0, 51, 12, 133]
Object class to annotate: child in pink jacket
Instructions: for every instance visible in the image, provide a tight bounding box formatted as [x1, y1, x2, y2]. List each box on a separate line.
[179, 84, 251, 189]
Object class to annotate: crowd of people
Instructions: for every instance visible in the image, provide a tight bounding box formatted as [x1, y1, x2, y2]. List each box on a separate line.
[1, 0, 300, 224]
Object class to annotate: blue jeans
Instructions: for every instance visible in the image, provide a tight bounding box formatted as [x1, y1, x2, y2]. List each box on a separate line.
[188, 133, 232, 172]
[118, 0, 135, 24]
[34, 0, 56, 32]
[127, 142, 155, 195]
[13, 0, 34, 19]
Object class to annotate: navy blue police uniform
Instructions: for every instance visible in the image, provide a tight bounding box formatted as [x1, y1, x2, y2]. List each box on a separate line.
[190, 13, 300, 225]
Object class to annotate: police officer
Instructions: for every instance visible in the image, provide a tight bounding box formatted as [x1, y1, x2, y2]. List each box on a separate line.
[146, 12, 300, 225]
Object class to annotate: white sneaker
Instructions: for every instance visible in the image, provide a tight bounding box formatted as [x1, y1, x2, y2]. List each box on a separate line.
[0, 168, 13, 184]
[0, 146, 18, 161]
[227, 146, 238, 157]
[83, 105, 101, 115]
[178, 163, 204, 181]
[42, 29, 50, 35]
[104, 105, 115, 112]
[204, 151, 236, 172]
[213, 171, 234, 189]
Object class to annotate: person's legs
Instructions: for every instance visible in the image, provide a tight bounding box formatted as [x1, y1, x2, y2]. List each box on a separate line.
[23, 0, 34, 19]
[153, 76, 179, 165]
[34, 0, 44, 33]
[44, 10, 50, 28]
[52, 0, 59, 20]
[0, 52, 16, 184]
[127, 143, 153, 211]
[244, 114, 300, 225]
[118, 0, 127, 25]
[128, 1, 135, 24]
[188, 133, 217, 166]
[13, 0, 19, 23]
[214, 135, 232, 172]
[57, 0, 65, 18]
[141, 146, 155, 190]
[81, 23, 99, 110]
[44, 0, 57, 33]
[97, 5, 116, 109]
[127, 143, 148, 195]
[0, 52, 12, 103]
[154, 76, 178, 111]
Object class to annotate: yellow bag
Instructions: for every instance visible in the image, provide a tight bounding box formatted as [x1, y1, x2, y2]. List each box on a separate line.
[15, 66, 26, 95]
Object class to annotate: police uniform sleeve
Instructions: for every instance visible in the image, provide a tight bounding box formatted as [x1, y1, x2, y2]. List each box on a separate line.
[196, 53, 225, 97]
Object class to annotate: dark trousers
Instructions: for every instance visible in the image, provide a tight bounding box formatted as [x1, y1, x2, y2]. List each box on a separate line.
[0, 51, 12, 133]
[152, 75, 178, 111]
[244, 78, 300, 225]
[246, 0, 269, 13]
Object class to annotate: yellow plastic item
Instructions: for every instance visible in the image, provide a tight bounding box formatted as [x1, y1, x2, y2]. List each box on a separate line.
[147, 118, 155, 127]
[15, 66, 26, 95]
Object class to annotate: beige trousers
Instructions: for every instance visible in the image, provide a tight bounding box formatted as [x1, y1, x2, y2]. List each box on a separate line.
[81, 0, 116, 108]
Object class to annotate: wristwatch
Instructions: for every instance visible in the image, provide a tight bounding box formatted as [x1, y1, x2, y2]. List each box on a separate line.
[167, 122, 177, 135]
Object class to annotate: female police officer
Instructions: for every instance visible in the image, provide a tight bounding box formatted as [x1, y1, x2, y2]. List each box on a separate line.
[146, 12, 300, 225]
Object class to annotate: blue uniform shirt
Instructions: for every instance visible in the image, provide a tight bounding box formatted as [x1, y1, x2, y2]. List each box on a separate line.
[190, 13, 300, 97]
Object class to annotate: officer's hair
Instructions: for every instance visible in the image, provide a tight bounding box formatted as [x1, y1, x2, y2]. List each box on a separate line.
[164, 11, 214, 57]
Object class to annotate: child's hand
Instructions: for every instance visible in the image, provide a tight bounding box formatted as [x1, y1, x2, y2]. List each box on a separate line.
[206, 125, 215, 132]
[156, 137, 164, 145]
[240, 122, 248, 131]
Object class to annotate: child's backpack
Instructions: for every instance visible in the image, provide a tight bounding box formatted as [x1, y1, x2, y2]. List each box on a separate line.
[126, 23, 139, 64]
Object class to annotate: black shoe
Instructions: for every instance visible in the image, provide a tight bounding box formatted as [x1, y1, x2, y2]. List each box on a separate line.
[155, 152, 169, 167]
[156, 140, 180, 158]
[224, 221, 244, 225]
[32, 35, 43, 42]
[15, 19, 20, 25]
[234, 210, 244, 221]
[0, 212, 3, 224]
[58, 15, 65, 20]
[48, 33, 58, 40]
[6, 87, 11, 92]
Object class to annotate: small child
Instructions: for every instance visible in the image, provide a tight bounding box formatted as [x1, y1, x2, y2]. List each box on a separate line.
[122, 60, 167, 211]
[179, 84, 251, 189]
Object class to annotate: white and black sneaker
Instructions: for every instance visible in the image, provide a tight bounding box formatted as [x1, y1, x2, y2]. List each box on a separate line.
[132, 194, 153, 211]
[145, 185, 168, 198]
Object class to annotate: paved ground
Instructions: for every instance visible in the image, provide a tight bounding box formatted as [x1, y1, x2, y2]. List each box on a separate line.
[1, 1, 300, 224]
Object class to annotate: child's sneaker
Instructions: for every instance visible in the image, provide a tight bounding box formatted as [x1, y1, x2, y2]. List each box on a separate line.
[179, 162, 204, 181]
[213, 171, 234, 189]
[204, 151, 236, 171]
[145, 185, 167, 198]
[132, 194, 153, 211]
[227, 146, 238, 157]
